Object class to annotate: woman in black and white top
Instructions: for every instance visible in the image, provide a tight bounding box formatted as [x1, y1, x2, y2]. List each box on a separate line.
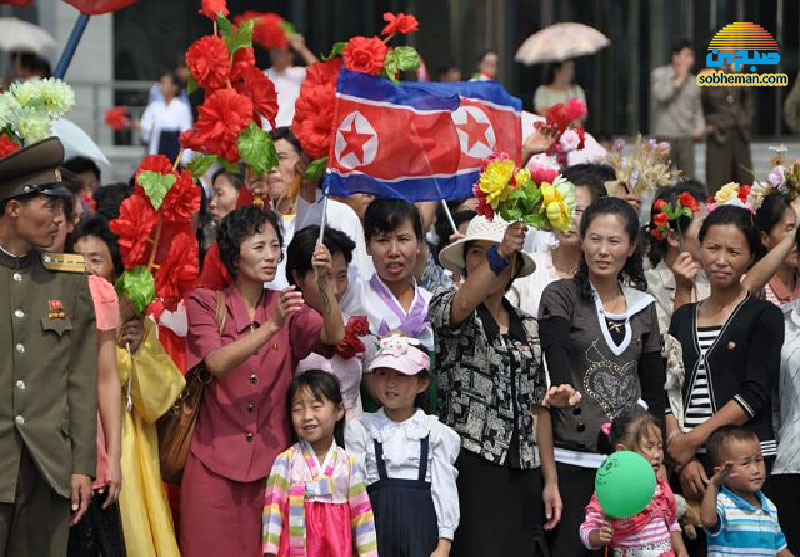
[666, 205, 784, 550]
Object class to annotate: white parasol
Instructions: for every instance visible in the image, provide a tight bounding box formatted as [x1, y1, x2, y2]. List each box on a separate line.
[53, 119, 110, 166]
[515, 22, 609, 65]
[0, 18, 57, 54]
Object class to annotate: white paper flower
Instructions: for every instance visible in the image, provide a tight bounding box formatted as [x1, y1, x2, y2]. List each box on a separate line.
[0, 92, 21, 130]
[559, 128, 581, 152]
[18, 107, 53, 144]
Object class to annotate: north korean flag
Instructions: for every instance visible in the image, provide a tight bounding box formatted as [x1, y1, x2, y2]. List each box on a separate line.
[325, 69, 521, 203]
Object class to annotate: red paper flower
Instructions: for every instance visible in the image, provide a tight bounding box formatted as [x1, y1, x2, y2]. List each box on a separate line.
[653, 199, 667, 212]
[180, 88, 253, 163]
[161, 170, 201, 223]
[738, 185, 751, 203]
[104, 106, 130, 131]
[0, 135, 21, 158]
[234, 65, 278, 129]
[678, 192, 698, 211]
[531, 166, 558, 184]
[230, 46, 255, 83]
[565, 98, 587, 122]
[110, 193, 159, 269]
[345, 315, 370, 337]
[234, 11, 288, 49]
[381, 12, 419, 36]
[654, 213, 669, 227]
[335, 335, 366, 359]
[292, 58, 342, 158]
[199, 0, 228, 20]
[473, 185, 495, 219]
[154, 231, 199, 311]
[186, 35, 231, 92]
[650, 227, 665, 241]
[342, 36, 387, 76]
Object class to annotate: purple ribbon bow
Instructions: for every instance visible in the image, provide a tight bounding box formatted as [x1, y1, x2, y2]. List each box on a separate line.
[370, 274, 430, 338]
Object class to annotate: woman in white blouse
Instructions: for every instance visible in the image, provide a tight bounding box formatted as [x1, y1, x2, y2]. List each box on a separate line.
[139, 71, 192, 161]
[533, 60, 587, 118]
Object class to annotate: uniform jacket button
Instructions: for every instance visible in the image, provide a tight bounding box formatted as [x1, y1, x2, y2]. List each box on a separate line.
[15, 343, 25, 354]
[15, 380, 25, 390]
[14, 309, 24, 318]
[12, 272, 22, 282]
[15, 415, 24, 425]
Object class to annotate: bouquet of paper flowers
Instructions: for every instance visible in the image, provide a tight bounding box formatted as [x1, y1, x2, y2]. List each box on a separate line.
[649, 192, 700, 251]
[334, 315, 371, 359]
[179, 0, 280, 184]
[110, 155, 201, 315]
[233, 10, 295, 49]
[605, 136, 678, 196]
[533, 98, 587, 166]
[766, 160, 800, 201]
[104, 106, 130, 131]
[707, 181, 753, 212]
[0, 78, 75, 157]
[293, 11, 421, 180]
[473, 152, 576, 232]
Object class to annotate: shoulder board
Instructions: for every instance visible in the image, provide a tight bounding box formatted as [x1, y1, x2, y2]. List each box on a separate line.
[42, 252, 86, 273]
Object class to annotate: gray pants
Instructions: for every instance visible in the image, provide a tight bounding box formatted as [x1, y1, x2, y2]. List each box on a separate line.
[706, 129, 752, 196]
[657, 136, 695, 181]
[0, 446, 70, 557]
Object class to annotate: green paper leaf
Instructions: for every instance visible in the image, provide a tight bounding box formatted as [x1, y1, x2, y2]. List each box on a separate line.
[138, 171, 176, 210]
[280, 21, 296, 36]
[322, 42, 347, 61]
[393, 46, 421, 72]
[226, 18, 255, 54]
[304, 157, 328, 181]
[216, 13, 232, 38]
[186, 74, 199, 96]
[237, 122, 278, 176]
[508, 188, 528, 200]
[115, 267, 156, 315]
[383, 48, 400, 83]
[186, 154, 217, 179]
[681, 207, 693, 218]
[500, 207, 522, 221]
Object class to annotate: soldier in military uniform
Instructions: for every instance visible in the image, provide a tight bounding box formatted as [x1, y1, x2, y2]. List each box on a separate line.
[0, 138, 97, 556]
[700, 68, 753, 195]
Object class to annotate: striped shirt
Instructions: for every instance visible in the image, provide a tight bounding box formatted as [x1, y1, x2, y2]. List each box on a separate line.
[580, 476, 680, 551]
[707, 487, 787, 556]
[262, 442, 378, 556]
[683, 325, 721, 431]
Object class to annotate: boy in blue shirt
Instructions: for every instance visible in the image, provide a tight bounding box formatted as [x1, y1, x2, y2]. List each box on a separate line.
[700, 426, 792, 557]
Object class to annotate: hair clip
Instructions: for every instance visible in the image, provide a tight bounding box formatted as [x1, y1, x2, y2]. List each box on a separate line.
[600, 422, 612, 436]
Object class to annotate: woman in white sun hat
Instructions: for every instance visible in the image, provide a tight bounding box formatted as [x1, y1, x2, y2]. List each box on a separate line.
[430, 215, 578, 557]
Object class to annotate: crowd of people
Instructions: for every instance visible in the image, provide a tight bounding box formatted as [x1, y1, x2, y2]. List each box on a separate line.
[1, 21, 799, 557]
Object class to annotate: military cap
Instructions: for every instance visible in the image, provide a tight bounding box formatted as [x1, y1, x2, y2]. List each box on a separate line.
[0, 137, 70, 202]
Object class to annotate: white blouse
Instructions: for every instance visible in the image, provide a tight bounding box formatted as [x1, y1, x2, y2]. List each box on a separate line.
[775, 301, 800, 474]
[139, 98, 192, 155]
[507, 251, 560, 318]
[345, 409, 461, 540]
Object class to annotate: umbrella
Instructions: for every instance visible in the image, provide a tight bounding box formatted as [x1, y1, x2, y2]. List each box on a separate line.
[53, 119, 110, 166]
[0, 18, 57, 54]
[515, 22, 609, 65]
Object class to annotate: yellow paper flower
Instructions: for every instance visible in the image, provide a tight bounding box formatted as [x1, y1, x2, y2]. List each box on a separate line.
[715, 182, 740, 204]
[541, 176, 577, 232]
[514, 168, 531, 187]
[479, 159, 515, 206]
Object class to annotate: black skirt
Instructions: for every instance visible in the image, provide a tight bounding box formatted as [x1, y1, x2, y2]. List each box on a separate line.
[368, 436, 439, 557]
[545, 462, 602, 557]
[452, 450, 547, 557]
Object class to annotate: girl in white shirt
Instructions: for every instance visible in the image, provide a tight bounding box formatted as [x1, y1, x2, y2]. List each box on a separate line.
[139, 72, 192, 161]
[346, 335, 460, 557]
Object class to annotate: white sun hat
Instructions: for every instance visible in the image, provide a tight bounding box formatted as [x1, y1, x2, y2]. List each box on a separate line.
[438, 215, 536, 277]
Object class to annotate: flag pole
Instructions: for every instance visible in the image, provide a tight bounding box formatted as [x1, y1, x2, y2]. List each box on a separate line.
[53, 13, 91, 79]
[315, 179, 331, 315]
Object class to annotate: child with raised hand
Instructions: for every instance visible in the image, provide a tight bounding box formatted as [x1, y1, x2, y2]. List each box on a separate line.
[346, 335, 460, 557]
[262, 370, 377, 557]
[580, 406, 688, 557]
[701, 427, 793, 557]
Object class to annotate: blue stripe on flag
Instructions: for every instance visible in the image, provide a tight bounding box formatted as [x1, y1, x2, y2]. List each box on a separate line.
[326, 169, 478, 203]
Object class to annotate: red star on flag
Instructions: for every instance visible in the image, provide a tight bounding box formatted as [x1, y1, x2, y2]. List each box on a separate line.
[339, 122, 374, 165]
[457, 110, 491, 152]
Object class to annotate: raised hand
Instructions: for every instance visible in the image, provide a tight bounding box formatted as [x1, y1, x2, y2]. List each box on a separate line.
[497, 221, 526, 259]
[542, 384, 581, 408]
[271, 287, 304, 329]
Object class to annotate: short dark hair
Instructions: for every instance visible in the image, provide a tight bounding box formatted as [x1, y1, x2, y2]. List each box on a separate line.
[285, 225, 355, 286]
[288, 369, 345, 446]
[17, 52, 51, 77]
[562, 164, 614, 201]
[64, 156, 101, 182]
[670, 40, 694, 57]
[699, 204, 765, 263]
[598, 405, 659, 454]
[269, 126, 303, 157]
[93, 182, 134, 221]
[755, 192, 791, 237]
[706, 426, 760, 466]
[211, 168, 243, 191]
[66, 215, 124, 278]
[363, 198, 423, 241]
[217, 206, 283, 279]
[59, 167, 84, 222]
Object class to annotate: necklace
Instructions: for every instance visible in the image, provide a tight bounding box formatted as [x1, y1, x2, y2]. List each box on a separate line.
[0, 242, 22, 258]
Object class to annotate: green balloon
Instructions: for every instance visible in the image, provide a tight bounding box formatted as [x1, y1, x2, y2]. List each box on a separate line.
[595, 451, 656, 518]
